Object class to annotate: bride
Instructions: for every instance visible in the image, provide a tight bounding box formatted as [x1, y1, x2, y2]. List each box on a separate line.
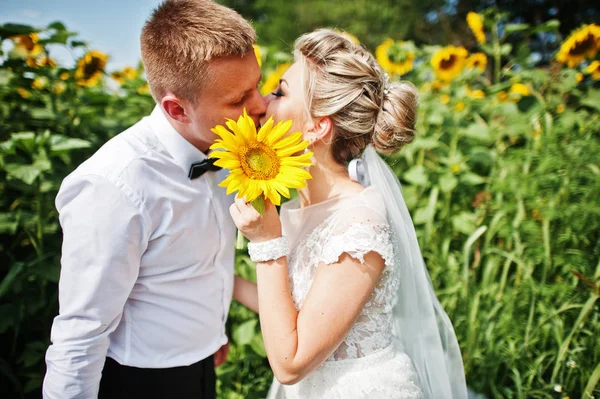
[231, 29, 467, 398]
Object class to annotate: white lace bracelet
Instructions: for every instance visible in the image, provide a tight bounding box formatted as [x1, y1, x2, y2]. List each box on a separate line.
[247, 236, 289, 263]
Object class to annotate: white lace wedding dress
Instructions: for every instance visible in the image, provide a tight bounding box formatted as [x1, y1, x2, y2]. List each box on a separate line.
[266, 186, 423, 399]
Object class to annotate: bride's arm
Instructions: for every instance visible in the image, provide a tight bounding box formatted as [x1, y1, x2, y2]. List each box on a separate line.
[230, 198, 385, 385]
[233, 275, 259, 313]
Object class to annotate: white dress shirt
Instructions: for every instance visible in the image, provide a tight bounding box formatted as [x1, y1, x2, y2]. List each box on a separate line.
[43, 106, 236, 399]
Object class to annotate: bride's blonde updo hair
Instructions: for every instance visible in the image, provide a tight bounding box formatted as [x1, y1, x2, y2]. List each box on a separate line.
[294, 29, 418, 164]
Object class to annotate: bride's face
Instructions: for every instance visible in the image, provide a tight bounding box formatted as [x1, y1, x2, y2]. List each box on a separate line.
[261, 61, 309, 137]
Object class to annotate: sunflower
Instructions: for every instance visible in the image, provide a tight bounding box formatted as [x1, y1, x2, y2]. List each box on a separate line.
[111, 66, 138, 84]
[586, 60, 600, 80]
[75, 50, 108, 87]
[556, 24, 600, 67]
[466, 52, 487, 72]
[26, 54, 57, 68]
[31, 77, 47, 90]
[466, 87, 485, 99]
[209, 109, 313, 207]
[253, 45, 262, 67]
[261, 62, 291, 96]
[54, 82, 66, 94]
[12, 33, 43, 57]
[467, 12, 486, 44]
[376, 39, 415, 77]
[431, 46, 468, 81]
[509, 83, 530, 97]
[17, 88, 30, 99]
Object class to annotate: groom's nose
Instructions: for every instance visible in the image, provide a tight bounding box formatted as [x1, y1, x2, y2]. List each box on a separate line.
[246, 88, 268, 124]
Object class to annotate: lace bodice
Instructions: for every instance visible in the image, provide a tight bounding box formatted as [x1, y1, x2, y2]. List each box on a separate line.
[280, 186, 400, 361]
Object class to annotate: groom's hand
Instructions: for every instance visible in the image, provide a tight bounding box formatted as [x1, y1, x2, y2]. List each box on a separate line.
[214, 342, 229, 367]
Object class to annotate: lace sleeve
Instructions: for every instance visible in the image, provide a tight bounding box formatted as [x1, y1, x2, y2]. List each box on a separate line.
[319, 221, 394, 267]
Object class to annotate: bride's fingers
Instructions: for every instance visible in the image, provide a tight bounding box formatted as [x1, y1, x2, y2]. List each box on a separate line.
[234, 196, 260, 219]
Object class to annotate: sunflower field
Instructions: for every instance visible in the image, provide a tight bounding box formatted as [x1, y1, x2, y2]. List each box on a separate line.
[1, 9, 599, 399]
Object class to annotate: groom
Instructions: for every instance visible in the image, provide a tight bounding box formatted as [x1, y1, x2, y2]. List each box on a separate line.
[42, 1, 266, 398]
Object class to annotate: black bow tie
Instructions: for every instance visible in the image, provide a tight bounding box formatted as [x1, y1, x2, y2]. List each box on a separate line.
[188, 158, 221, 179]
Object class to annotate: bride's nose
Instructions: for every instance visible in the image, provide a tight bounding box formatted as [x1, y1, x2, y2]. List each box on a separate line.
[264, 92, 275, 106]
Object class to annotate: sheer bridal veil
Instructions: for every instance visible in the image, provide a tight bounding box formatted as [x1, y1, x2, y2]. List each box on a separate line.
[353, 145, 468, 399]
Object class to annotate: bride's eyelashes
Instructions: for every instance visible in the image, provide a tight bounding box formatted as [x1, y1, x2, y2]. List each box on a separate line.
[271, 88, 284, 98]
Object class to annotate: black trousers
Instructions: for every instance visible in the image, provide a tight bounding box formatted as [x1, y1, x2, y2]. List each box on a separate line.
[98, 355, 216, 399]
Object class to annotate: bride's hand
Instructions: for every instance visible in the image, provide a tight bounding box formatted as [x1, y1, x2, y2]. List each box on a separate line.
[230, 196, 282, 243]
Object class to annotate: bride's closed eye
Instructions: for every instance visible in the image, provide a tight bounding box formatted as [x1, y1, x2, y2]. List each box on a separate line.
[271, 88, 284, 98]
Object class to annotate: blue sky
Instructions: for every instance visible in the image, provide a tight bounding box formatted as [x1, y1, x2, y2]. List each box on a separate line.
[1, 0, 164, 70]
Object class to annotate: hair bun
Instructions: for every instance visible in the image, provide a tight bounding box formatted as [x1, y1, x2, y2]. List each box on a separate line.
[372, 81, 419, 155]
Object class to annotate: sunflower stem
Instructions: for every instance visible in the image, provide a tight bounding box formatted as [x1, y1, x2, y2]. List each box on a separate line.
[492, 21, 501, 84]
[251, 196, 266, 215]
[236, 230, 245, 250]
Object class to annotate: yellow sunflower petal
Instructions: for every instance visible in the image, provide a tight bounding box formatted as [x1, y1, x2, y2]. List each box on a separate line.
[276, 141, 310, 158]
[273, 131, 304, 149]
[276, 174, 309, 189]
[257, 117, 274, 142]
[265, 120, 293, 146]
[268, 180, 291, 198]
[280, 166, 312, 180]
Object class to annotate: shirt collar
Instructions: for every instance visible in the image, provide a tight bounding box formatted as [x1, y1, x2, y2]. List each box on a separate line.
[149, 105, 207, 175]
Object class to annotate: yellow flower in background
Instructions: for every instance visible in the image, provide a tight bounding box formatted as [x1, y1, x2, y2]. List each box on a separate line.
[432, 80, 444, 90]
[137, 84, 150, 95]
[32, 77, 47, 90]
[209, 109, 313, 206]
[17, 88, 30, 98]
[576, 72, 584, 83]
[440, 94, 451, 104]
[75, 50, 108, 87]
[497, 91, 508, 101]
[54, 81, 66, 94]
[431, 46, 468, 81]
[466, 87, 485, 99]
[253, 45, 262, 67]
[261, 62, 291, 95]
[467, 12, 486, 44]
[26, 55, 57, 68]
[111, 66, 138, 84]
[60, 72, 70, 80]
[586, 60, 600, 80]
[556, 24, 600, 67]
[376, 39, 415, 77]
[510, 83, 530, 96]
[12, 33, 43, 57]
[556, 104, 565, 114]
[467, 52, 487, 72]
[455, 101, 466, 112]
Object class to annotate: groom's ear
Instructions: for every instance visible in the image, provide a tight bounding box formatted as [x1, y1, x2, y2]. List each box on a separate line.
[162, 95, 190, 124]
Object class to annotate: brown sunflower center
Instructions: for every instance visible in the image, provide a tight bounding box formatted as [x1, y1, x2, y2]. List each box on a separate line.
[82, 56, 103, 79]
[240, 143, 280, 180]
[440, 55, 457, 70]
[569, 34, 597, 56]
[22, 35, 36, 51]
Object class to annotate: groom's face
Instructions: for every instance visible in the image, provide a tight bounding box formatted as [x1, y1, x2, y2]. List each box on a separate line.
[187, 52, 267, 149]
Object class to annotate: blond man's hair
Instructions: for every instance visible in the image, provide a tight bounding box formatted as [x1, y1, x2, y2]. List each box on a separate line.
[141, 0, 256, 104]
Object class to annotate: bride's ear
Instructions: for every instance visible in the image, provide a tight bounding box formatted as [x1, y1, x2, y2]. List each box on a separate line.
[306, 116, 333, 145]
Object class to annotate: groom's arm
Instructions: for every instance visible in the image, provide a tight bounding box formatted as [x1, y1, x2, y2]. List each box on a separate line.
[233, 275, 259, 312]
[43, 174, 148, 399]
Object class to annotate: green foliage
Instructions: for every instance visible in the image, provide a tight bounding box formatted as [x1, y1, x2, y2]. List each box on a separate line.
[1, 11, 600, 399]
